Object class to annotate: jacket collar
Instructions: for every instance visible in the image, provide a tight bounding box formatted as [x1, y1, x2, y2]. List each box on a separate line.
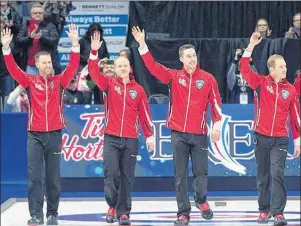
[268, 75, 287, 85]
[116, 73, 135, 85]
[182, 66, 199, 77]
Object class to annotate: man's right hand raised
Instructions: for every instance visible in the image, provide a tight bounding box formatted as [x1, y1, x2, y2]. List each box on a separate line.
[246, 32, 262, 52]
[132, 26, 146, 48]
[1, 28, 13, 50]
[91, 32, 103, 51]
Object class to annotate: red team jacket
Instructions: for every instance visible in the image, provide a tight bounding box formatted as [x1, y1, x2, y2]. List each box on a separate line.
[240, 52, 300, 145]
[3, 47, 80, 132]
[294, 73, 300, 96]
[138, 46, 222, 135]
[88, 50, 153, 139]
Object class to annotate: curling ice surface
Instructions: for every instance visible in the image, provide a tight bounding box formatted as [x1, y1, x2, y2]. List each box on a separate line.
[1, 199, 300, 226]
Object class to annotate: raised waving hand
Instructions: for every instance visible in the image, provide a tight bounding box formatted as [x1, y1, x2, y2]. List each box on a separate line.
[132, 26, 146, 47]
[91, 32, 103, 51]
[1, 28, 13, 50]
[65, 23, 79, 46]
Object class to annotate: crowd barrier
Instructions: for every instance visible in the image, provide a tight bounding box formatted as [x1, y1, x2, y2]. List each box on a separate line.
[1, 104, 299, 191]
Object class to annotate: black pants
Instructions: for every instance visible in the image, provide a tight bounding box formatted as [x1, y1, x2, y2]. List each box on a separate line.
[27, 130, 62, 218]
[103, 134, 139, 218]
[254, 132, 288, 216]
[171, 130, 209, 218]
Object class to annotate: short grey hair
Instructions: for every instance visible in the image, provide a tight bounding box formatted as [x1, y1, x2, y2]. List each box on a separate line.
[179, 44, 196, 57]
[30, 3, 44, 12]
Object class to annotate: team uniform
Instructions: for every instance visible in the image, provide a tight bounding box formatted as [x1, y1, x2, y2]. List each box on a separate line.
[240, 51, 300, 221]
[3, 46, 80, 222]
[138, 45, 222, 222]
[293, 73, 300, 96]
[88, 49, 154, 222]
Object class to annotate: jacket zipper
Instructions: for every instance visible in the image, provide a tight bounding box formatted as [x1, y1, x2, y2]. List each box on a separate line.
[270, 84, 279, 136]
[29, 106, 33, 129]
[45, 78, 49, 131]
[120, 83, 126, 137]
[168, 107, 173, 125]
[58, 104, 63, 124]
[256, 109, 261, 128]
[183, 73, 192, 132]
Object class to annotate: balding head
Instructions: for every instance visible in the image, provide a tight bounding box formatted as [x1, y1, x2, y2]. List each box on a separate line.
[267, 54, 287, 80]
[114, 56, 130, 79]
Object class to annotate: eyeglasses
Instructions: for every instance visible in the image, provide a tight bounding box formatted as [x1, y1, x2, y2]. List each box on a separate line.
[32, 12, 43, 15]
[257, 24, 268, 27]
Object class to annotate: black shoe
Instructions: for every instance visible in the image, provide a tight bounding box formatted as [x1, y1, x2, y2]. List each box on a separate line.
[174, 215, 189, 225]
[273, 214, 287, 226]
[46, 214, 58, 225]
[27, 215, 44, 225]
[196, 201, 213, 220]
[119, 214, 131, 225]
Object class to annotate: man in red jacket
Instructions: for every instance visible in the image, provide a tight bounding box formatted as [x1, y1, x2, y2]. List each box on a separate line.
[240, 32, 300, 226]
[88, 32, 154, 226]
[293, 72, 300, 96]
[1, 25, 80, 225]
[132, 26, 222, 225]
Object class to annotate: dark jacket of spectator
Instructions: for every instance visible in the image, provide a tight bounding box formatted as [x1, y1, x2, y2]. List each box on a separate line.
[77, 23, 109, 104]
[0, 41, 15, 77]
[1, 4, 22, 36]
[79, 36, 109, 67]
[79, 24, 109, 69]
[227, 60, 258, 104]
[42, 1, 74, 37]
[15, 20, 61, 74]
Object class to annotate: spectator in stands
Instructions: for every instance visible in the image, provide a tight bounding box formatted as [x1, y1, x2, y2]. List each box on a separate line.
[80, 23, 109, 64]
[254, 18, 272, 38]
[227, 48, 257, 104]
[42, 1, 75, 37]
[119, 48, 134, 74]
[62, 87, 83, 105]
[75, 23, 109, 104]
[285, 13, 300, 38]
[0, 15, 15, 111]
[119, 48, 130, 58]
[0, 16, 5, 36]
[1, 1, 23, 68]
[63, 59, 116, 105]
[0, 1, 22, 36]
[101, 59, 116, 77]
[16, 3, 61, 75]
[86, 59, 116, 104]
[6, 85, 29, 112]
